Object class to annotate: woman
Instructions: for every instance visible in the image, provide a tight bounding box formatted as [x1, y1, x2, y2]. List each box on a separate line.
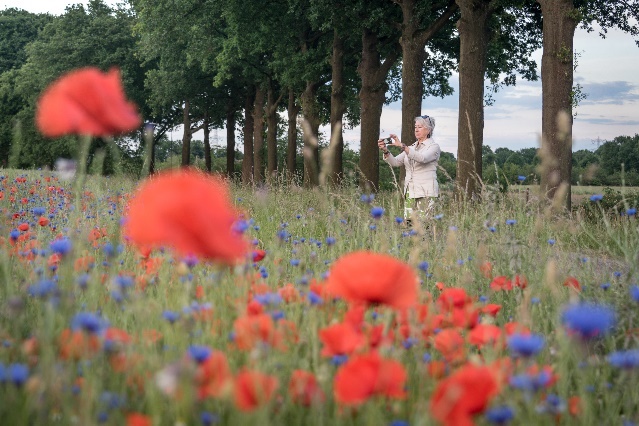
[377, 115, 440, 220]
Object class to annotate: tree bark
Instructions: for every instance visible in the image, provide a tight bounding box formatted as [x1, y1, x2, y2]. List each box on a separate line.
[242, 87, 255, 184]
[266, 80, 281, 181]
[286, 88, 299, 182]
[538, 0, 577, 210]
[226, 105, 236, 179]
[203, 110, 211, 172]
[300, 81, 321, 188]
[329, 28, 345, 186]
[455, 0, 492, 200]
[253, 86, 265, 183]
[357, 28, 400, 191]
[399, 0, 459, 147]
[181, 99, 192, 167]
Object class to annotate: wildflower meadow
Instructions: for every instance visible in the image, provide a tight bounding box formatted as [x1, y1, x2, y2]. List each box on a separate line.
[2, 68, 639, 426]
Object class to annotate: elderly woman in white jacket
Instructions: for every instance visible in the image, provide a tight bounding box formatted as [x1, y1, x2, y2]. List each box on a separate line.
[377, 115, 440, 220]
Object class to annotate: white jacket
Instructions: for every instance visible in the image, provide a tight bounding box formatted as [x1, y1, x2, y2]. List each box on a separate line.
[383, 138, 440, 198]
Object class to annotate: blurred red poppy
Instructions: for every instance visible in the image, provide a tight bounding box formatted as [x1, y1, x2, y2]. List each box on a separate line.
[124, 169, 248, 264]
[325, 251, 418, 309]
[333, 352, 407, 405]
[234, 369, 279, 411]
[430, 364, 500, 426]
[319, 322, 365, 357]
[288, 370, 325, 406]
[36, 67, 141, 137]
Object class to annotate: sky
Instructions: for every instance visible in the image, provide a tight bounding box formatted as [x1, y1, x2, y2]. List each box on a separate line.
[3, 0, 639, 156]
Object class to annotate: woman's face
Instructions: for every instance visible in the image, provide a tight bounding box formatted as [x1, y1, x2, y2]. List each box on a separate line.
[415, 122, 429, 141]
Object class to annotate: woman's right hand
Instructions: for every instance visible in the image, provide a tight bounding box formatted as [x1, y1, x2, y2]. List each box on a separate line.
[377, 139, 387, 150]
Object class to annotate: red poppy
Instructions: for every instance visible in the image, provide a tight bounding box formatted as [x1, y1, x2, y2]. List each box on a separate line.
[430, 364, 500, 426]
[252, 249, 266, 262]
[278, 283, 300, 303]
[489, 276, 513, 291]
[234, 369, 279, 411]
[233, 314, 282, 351]
[333, 352, 407, 405]
[18, 223, 29, 232]
[123, 169, 248, 264]
[325, 251, 418, 309]
[433, 329, 466, 363]
[36, 67, 141, 137]
[481, 304, 502, 317]
[288, 370, 325, 406]
[196, 351, 233, 399]
[437, 288, 473, 312]
[563, 276, 581, 291]
[479, 261, 493, 278]
[319, 322, 365, 357]
[513, 274, 528, 289]
[126, 413, 152, 426]
[468, 324, 503, 349]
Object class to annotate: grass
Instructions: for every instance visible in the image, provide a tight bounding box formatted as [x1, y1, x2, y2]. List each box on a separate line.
[0, 168, 638, 425]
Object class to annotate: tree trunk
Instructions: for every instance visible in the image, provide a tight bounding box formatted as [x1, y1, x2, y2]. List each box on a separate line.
[455, 0, 492, 200]
[329, 28, 345, 186]
[226, 106, 236, 179]
[181, 100, 192, 167]
[203, 110, 211, 172]
[242, 87, 255, 184]
[266, 81, 279, 181]
[538, 0, 577, 210]
[300, 81, 321, 188]
[400, 0, 426, 148]
[253, 86, 265, 183]
[286, 88, 299, 182]
[357, 29, 400, 191]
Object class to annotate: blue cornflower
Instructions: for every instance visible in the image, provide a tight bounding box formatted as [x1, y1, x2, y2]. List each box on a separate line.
[402, 338, 418, 349]
[631, 285, 639, 302]
[418, 261, 429, 272]
[326, 237, 336, 246]
[517, 175, 526, 182]
[434, 214, 444, 220]
[370, 206, 384, 219]
[254, 293, 283, 306]
[626, 208, 637, 216]
[505, 219, 517, 226]
[8, 364, 29, 386]
[509, 371, 551, 392]
[508, 333, 545, 357]
[613, 271, 622, 278]
[547, 239, 556, 246]
[308, 291, 323, 305]
[50, 238, 72, 255]
[590, 194, 603, 202]
[608, 349, 639, 369]
[162, 310, 180, 324]
[600, 282, 611, 290]
[32, 207, 46, 216]
[360, 194, 375, 204]
[71, 312, 105, 334]
[28, 279, 57, 298]
[76, 274, 90, 289]
[369, 224, 377, 230]
[488, 226, 497, 232]
[270, 310, 285, 321]
[9, 229, 20, 241]
[395, 216, 404, 224]
[389, 421, 409, 426]
[485, 405, 515, 425]
[479, 295, 488, 303]
[531, 297, 541, 304]
[232, 220, 249, 234]
[331, 355, 348, 366]
[200, 411, 220, 426]
[562, 303, 616, 339]
[290, 259, 300, 267]
[188, 345, 212, 364]
[114, 275, 134, 290]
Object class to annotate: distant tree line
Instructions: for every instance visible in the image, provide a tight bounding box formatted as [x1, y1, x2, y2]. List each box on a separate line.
[0, 1, 638, 207]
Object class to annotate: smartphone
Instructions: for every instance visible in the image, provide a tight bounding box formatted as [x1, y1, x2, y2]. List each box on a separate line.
[384, 137, 393, 145]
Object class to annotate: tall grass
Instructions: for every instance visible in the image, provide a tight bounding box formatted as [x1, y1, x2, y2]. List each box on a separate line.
[0, 169, 638, 425]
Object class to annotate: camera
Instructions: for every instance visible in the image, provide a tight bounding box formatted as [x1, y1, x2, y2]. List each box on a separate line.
[384, 137, 394, 145]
